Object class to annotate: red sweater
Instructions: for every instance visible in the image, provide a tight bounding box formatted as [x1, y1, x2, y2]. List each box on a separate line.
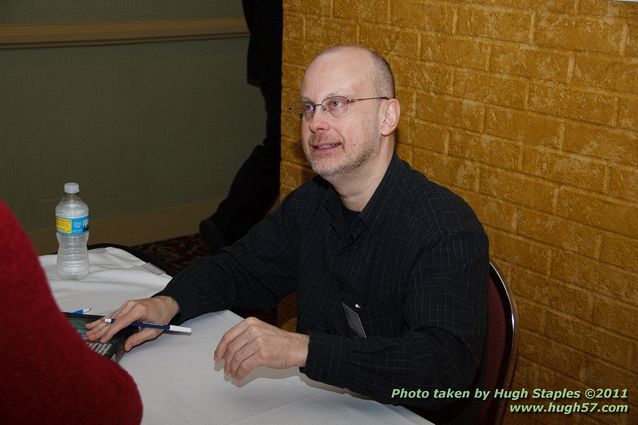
[0, 201, 143, 424]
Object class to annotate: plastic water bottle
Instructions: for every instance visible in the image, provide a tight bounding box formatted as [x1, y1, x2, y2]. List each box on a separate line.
[56, 182, 90, 280]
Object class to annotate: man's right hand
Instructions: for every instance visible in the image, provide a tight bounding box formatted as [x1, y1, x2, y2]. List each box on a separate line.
[85, 296, 180, 352]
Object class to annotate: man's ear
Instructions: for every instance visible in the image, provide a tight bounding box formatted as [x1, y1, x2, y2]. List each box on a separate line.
[380, 98, 400, 137]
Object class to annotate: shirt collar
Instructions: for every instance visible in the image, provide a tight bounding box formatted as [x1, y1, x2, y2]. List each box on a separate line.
[321, 152, 408, 236]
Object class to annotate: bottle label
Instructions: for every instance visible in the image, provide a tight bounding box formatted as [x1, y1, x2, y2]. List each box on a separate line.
[56, 215, 89, 235]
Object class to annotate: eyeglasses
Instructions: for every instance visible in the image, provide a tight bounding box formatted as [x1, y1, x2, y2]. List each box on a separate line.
[289, 96, 389, 121]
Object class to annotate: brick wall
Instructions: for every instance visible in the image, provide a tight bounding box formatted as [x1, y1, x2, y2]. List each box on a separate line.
[280, 1, 637, 424]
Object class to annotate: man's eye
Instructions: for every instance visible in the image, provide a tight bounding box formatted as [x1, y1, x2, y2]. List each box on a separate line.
[302, 103, 314, 112]
[329, 98, 345, 108]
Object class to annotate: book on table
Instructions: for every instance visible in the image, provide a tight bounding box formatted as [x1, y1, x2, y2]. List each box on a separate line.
[65, 312, 134, 362]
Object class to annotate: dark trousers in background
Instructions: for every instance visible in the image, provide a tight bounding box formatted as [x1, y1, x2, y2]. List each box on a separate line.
[202, 82, 281, 250]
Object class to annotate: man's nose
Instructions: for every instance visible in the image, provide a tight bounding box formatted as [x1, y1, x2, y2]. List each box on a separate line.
[308, 107, 331, 132]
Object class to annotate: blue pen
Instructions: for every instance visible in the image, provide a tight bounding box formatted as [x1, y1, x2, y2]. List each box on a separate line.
[103, 318, 191, 333]
[72, 308, 92, 314]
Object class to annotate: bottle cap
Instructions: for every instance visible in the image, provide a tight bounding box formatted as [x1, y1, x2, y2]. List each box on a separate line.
[64, 182, 80, 194]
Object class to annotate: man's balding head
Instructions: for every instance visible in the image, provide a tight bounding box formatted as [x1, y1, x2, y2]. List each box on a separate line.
[308, 45, 395, 99]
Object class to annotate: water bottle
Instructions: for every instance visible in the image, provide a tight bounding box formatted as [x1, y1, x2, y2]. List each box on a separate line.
[56, 182, 90, 280]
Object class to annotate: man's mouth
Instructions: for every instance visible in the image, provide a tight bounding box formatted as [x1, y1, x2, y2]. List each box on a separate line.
[314, 143, 341, 151]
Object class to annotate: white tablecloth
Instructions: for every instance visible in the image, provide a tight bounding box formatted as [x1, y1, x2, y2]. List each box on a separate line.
[41, 247, 432, 425]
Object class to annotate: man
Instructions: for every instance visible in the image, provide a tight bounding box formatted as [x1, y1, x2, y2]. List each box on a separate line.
[88, 45, 489, 424]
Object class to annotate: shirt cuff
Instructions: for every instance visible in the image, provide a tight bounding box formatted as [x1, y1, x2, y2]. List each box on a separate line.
[303, 332, 351, 387]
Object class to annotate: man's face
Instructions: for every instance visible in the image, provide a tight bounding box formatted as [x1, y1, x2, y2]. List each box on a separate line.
[300, 50, 384, 180]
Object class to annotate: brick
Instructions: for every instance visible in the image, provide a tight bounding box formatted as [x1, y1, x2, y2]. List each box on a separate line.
[489, 231, 550, 274]
[521, 147, 606, 192]
[578, 0, 638, 18]
[618, 96, 638, 131]
[479, 168, 556, 213]
[283, 13, 305, 40]
[456, 0, 576, 14]
[551, 250, 638, 304]
[544, 310, 632, 369]
[334, 0, 388, 23]
[608, 166, 638, 203]
[403, 118, 447, 153]
[564, 123, 638, 166]
[305, 18, 358, 44]
[593, 295, 638, 339]
[627, 23, 638, 57]
[391, 57, 453, 94]
[517, 208, 601, 258]
[453, 69, 528, 109]
[557, 188, 638, 238]
[421, 34, 490, 70]
[528, 83, 616, 126]
[457, 6, 531, 43]
[534, 12, 624, 55]
[281, 139, 307, 167]
[490, 45, 570, 83]
[449, 130, 521, 170]
[510, 356, 538, 393]
[511, 266, 592, 320]
[277, 293, 298, 331]
[395, 87, 416, 118]
[536, 365, 584, 393]
[415, 93, 484, 132]
[281, 102, 302, 140]
[456, 189, 517, 232]
[390, 0, 455, 33]
[585, 357, 638, 394]
[282, 64, 306, 94]
[280, 161, 312, 189]
[412, 147, 478, 191]
[283, 40, 325, 69]
[520, 330, 586, 382]
[485, 107, 561, 149]
[395, 142, 412, 164]
[282, 38, 306, 67]
[601, 233, 638, 274]
[360, 24, 419, 60]
[515, 298, 544, 333]
[573, 54, 638, 95]
[285, 0, 333, 16]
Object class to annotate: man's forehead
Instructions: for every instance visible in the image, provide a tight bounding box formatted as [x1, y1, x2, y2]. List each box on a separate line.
[301, 49, 373, 98]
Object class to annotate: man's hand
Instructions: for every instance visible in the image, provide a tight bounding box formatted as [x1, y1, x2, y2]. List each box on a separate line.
[85, 296, 180, 352]
[214, 317, 309, 380]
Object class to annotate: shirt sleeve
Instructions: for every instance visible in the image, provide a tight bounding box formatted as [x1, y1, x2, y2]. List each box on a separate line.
[155, 191, 301, 323]
[302, 224, 489, 411]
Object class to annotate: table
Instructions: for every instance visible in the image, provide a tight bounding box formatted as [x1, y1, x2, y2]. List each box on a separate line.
[41, 247, 433, 425]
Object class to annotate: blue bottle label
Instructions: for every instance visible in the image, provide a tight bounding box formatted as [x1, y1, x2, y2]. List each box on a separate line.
[56, 215, 89, 235]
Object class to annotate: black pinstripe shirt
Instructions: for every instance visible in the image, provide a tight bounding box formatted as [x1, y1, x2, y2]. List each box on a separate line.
[157, 153, 489, 423]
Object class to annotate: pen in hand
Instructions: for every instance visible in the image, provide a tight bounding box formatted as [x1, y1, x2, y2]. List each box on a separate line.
[103, 318, 192, 334]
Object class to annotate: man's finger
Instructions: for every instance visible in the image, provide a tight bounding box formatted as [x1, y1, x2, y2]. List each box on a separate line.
[214, 318, 256, 361]
[124, 328, 162, 351]
[228, 340, 262, 378]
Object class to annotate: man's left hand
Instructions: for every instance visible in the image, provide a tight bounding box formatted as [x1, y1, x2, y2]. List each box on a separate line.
[214, 317, 309, 380]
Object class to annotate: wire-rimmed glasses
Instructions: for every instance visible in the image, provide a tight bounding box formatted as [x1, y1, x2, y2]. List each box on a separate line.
[289, 96, 389, 121]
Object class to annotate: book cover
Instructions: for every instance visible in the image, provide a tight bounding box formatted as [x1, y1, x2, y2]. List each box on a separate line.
[65, 312, 135, 362]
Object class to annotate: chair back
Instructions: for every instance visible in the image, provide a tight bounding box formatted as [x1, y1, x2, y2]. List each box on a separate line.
[480, 261, 518, 425]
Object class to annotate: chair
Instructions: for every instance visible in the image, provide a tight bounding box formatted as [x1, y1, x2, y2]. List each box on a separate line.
[479, 261, 519, 425]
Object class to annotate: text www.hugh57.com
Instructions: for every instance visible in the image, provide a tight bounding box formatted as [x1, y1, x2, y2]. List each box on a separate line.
[510, 401, 629, 415]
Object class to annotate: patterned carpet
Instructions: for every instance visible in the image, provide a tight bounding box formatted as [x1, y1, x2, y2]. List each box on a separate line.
[132, 233, 213, 277]
[132, 234, 280, 326]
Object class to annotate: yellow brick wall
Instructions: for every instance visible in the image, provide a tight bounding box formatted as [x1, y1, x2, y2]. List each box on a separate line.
[280, 1, 637, 424]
